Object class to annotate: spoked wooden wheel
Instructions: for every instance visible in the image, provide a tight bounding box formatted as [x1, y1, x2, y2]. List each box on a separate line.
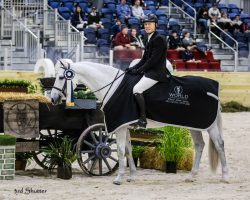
[77, 124, 118, 176]
[33, 129, 64, 169]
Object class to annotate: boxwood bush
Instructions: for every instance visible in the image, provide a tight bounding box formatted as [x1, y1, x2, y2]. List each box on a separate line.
[0, 134, 16, 146]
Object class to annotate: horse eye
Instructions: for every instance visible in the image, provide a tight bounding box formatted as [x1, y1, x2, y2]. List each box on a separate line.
[59, 75, 64, 80]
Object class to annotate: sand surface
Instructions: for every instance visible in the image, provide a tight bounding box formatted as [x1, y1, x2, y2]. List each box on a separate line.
[1, 112, 250, 200]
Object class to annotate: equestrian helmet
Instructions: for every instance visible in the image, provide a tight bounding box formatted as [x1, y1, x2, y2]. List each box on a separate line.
[143, 14, 158, 24]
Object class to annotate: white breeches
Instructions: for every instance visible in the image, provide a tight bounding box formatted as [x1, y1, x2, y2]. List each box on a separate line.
[133, 76, 158, 94]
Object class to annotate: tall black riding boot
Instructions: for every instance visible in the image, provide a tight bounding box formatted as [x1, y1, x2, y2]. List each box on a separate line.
[134, 93, 147, 128]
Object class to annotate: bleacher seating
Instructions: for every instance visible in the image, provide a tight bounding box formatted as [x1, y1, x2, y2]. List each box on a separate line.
[46, 0, 250, 70]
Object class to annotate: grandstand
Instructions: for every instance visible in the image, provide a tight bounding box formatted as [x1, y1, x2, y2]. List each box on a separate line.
[0, 0, 249, 71]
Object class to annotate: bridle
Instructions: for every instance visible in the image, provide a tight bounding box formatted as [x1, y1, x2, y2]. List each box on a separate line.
[52, 61, 125, 106]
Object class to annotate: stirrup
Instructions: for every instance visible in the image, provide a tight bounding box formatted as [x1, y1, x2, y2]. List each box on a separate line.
[135, 118, 147, 128]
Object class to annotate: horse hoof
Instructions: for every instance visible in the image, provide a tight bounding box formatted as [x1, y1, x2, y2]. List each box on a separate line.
[113, 180, 122, 185]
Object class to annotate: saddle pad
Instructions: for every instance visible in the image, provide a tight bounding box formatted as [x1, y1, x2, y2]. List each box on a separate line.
[103, 74, 219, 133]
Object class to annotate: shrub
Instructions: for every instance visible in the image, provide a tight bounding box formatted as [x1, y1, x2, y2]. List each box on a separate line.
[0, 134, 16, 146]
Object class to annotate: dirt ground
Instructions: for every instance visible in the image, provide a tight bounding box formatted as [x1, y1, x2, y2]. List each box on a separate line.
[1, 112, 250, 200]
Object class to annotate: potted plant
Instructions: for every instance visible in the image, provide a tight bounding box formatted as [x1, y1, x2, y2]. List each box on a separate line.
[15, 152, 33, 171]
[157, 126, 190, 173]
[131, 145, 144, 167]
[45, 137, 77, 180]
[0, 79, 32, 93]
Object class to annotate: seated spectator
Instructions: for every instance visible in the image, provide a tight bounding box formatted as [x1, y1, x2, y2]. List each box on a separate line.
[117, 0, 131, 24]
[111, 18, 123, 37]
[218, 12, 233, 33]
[132, 0, 145, 20]
[181, 46, 201, 63]
[113, 25, 136, 50]
[197, 6, 210, 34]
[182, 31, 196, 50]
[208, 3, 221, 21]
[209, 17, 221, 36]
[130, 28, 144, 48]
[87, 6, 104, 30]
[232, 15, 243, 32]
[168, 31, 184, 51]
[71, 5, 87, 30]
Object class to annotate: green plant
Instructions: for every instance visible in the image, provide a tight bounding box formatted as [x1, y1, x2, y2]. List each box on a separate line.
[74, 89, 96, 100]
[132, 145, 144, 158]
[27, 83, 38, 94]
[0, 79, 31, 89]
[0, 134, 16, 146]
[157, 126, 192, 162]
[45, 137, 77, 171]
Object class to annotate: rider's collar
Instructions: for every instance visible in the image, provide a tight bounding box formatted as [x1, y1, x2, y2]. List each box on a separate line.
[147, 31, 155, 42]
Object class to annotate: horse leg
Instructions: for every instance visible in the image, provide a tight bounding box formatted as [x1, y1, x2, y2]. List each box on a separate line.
[208, 123, 229, 183]
[125, 129, 136, 182]
[113, 127, 127, 185]
[186, 130, 204, 182]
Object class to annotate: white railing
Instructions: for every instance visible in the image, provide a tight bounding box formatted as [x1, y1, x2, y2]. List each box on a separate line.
[2, 0, 44, 26]
[209, 23, 239, 72]
[2, 7, 43, 63]
[168, 0, 197, 36]
[0, 40, 12, 70]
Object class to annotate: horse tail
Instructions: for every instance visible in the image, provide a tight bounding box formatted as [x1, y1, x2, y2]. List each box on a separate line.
[209, 107, 222, 173]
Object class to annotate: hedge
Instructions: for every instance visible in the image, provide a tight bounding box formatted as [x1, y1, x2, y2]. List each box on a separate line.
[0, 134, 16, 146]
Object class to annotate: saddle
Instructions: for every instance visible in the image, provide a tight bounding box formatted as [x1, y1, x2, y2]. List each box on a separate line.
[103, 74, 219, 133]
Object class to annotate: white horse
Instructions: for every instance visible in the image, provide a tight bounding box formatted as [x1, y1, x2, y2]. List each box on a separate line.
[51, 60, 229, 185]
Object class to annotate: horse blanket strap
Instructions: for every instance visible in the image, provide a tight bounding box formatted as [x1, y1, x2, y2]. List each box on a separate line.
[103, 74, 220, 133]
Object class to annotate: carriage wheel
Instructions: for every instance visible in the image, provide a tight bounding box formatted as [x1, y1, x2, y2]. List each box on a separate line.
[77, 123, 118, 176]
[32, 129, 63, 169]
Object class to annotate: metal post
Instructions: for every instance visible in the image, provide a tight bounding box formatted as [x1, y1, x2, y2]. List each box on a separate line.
[168, 0, 171, 17]
[80, 31, 84, 60]
[208, 24, 211, 47]
[55, 9, 58, 45]
[0, 8, 4, 39]
[4, 48, 8, 70]
[24, 18, 28, 57]
[194, 12, 197, 37]
[11, 7, 15, 46]
[234, 51, 238, 72]
[109, 49, 113, 66]
[67, 20, 71, 53]
[37, 29, 40, 60]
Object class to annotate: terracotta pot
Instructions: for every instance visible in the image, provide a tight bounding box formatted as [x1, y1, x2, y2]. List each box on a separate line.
[15, 160, 27, 170]
[57, 165, 72, 180]
[166, 161, 177, 173]
[0, 87, 28, 93]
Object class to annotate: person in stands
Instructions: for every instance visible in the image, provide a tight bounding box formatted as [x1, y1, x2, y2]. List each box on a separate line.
[130, 28, 144, 48]
[168, 30, 184, 51]
[132, 0, 145, 20]
[117, 0, 132, 24]
[113, 25, 136, 50]
[87, 6, 103, 30]
[71, 5, 87, 30]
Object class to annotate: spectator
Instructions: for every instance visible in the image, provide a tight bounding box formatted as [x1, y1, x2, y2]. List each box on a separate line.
[208, 3, 221, 21]
[181, 46, 201, 63]
[209, 17, 221, 36]
[87, 6, 104, 30]
[182, 31, 196, 50]
[113, 25, 136, 50]
[71, 5, 87, 30]
[197, 6, 210, 34]
[132, 0, 145, 20]
[111, 18, 123, 37]
[218, 12, 233, 32]
[232, 15, 243, 32]
[117, 0, 131, 24]
[167, 31, 184, 51]
[130, 28, 144, 48]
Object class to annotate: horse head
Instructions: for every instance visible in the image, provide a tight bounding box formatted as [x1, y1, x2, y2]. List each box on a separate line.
[51, 60, 71, 105]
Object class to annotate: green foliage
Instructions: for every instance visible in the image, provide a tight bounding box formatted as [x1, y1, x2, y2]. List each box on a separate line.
[132, 145, 144, 158]
[222, 101, 250, 112]
[157, 126, 192, 162]
[74, 89, 96, 100]
[129, 127, 164, 135]
[0, 79, 31, 89]
[45, 137, 77, 171]
[27, 83, 38, 94]
[0, 134, 16, 146]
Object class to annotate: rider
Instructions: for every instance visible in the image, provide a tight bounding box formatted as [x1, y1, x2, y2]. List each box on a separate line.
[127, 14, 170, 128]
